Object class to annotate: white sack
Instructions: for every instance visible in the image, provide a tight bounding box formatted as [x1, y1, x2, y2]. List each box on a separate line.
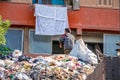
[69, 38, 98, 64]
[15, 73, 32, 80]
[12, 49, 22, 58]
[0, 60, 5, 67]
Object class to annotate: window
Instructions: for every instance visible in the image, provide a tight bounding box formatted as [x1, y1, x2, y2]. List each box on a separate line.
[32, 0, 37, 4]
[0, 0, 10, 2]
[103, 0, 107, 5]
[52, 40, 64, 54]
[99, 0, 102, 5]
[85, 43, 103, 53]
[33, 0, 80, 10]
[42, 0, 51, 4]
[109, 0, 112, 5]
[10, 0, 31, 4]
[64, 0, 73, 9]
[98, 0, 112, 7]
[29, 30, 52, 54]
[0, 0, 10, 1]
[32, 0, 64, 5]
[5, 29, 23, 51]
[104, 34, 120, 56]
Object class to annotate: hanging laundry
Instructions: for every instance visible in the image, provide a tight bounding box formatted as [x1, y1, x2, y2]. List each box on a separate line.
[34, 4, 69, 35]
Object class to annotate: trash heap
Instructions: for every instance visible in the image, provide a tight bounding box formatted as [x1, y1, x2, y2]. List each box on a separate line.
[0, 50, 96, 80]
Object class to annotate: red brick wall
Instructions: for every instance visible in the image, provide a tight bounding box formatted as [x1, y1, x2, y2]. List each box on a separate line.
[68, 7, 120, 32]
[0, 2, 35, 26]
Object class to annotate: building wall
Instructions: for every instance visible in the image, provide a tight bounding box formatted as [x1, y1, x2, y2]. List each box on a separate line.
[80, 0, 119, 9]
[82, 32, 103, 43]
[0, 2, 35, 26]
[0, 1, 119, 54]
[10, 0, 32, 4]
[0, 2, 119, 35]
[8, 0, 120, 9]
[68, 7, 120, 34]
[113, 0, 120, 9]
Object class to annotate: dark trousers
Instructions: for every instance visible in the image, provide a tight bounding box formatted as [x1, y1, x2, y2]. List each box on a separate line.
[64, 49, 72, 54]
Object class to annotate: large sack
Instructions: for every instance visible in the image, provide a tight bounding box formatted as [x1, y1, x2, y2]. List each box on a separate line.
[30, 70, 40, 80]
[69, 38, 98, 64]
[14, 72, 32, 80]
[0, 60, 5, 67]
[12, 49, 22, 58]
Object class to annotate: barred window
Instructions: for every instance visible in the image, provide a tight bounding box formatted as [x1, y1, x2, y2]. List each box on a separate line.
[103, 0, 107, 5]
[98, 0, 112, 7]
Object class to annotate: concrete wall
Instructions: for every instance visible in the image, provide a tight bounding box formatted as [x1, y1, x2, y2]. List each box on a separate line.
[82, 32, 103, 43]
[9, 0, 119, 9]
[80, 0, 119, 9]
[10, 0, 32, 4]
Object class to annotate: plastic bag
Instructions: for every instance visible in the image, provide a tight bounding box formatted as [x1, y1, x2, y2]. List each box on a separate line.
[0, 71, 4, 79]
[14, 72, 32, 80]
[70, 39, 98, 64]
[0, 60, 5, 67]
[12, 50, 22, 58]
[30, 70, 40, 80]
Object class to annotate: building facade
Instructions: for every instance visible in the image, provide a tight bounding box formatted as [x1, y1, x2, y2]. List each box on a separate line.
[0, 0, 120, 56]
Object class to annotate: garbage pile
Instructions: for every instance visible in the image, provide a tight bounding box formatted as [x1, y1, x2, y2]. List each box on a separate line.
[0, 50, 96, 80]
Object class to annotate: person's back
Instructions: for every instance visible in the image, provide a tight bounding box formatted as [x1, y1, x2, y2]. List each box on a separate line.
[59, 28, 75, 54]
[63, 33, 74, 50]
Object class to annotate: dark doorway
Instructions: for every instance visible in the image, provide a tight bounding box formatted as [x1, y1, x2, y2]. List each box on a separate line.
[85, 43, 103, 53]
[52, 40, 64, 54]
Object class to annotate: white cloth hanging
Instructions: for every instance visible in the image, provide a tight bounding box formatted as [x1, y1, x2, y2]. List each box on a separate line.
[34, 4, 69, 35]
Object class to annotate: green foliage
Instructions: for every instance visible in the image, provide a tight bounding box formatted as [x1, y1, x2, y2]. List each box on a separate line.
[0, 45, 12, 55]
[0, 16, 11, 45]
